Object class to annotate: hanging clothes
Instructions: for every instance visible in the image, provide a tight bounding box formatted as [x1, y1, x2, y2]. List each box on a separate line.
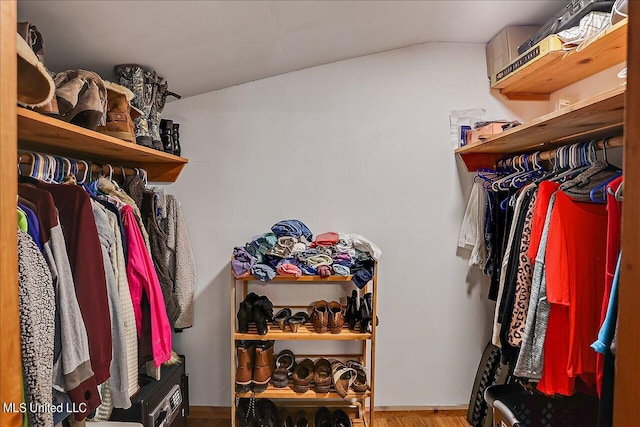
[17, 229, 55, 427]
[34, 181, 113, 386]
[18, 183, 100, 418]
[537, 190, 607, 396]
[121, 204, 172, 366]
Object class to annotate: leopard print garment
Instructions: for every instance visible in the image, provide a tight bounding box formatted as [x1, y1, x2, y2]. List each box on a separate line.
[18, 229, 55, 427]
[507, 190, 537, 347]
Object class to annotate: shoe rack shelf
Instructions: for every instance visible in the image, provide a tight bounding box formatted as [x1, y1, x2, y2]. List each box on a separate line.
[230, 266, 378, 427]
[455, 86, 625, 171]
[236, 384, 372, 399]
[234, 324, 371, 341]
[494, 19, 627, 101]
[16, 107, 188, 182]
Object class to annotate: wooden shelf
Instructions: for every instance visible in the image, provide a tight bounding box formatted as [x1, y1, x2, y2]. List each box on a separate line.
[16, 107, 188, 182]
[236, 383, 371, 400]
[235, 324, 371, 341]
[241, 274, 354, 282]
[455, 86, 625, 171]
[495, 19, 627, 100]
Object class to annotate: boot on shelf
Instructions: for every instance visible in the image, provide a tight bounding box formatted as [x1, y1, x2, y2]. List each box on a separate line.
[237, 292, 260, 333]
[114, 64, 153, 147]
[96, 81, 141, 142]
[160, 119, 174, 154]
[235, 341, 256, 393]
[252, 341, 275, 393]
[172, 122, 182, 156]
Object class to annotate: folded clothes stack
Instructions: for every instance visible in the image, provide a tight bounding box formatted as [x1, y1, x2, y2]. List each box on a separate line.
[231, 219, 381, 286]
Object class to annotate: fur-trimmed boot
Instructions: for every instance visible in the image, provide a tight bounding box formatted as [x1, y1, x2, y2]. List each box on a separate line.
[96, 81, 141, 142]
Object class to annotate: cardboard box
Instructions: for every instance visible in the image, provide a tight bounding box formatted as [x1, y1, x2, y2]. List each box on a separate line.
[486, 26, 538, 80]
[466, 122, 511, 145]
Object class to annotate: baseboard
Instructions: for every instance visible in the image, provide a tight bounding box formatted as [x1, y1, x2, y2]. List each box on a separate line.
[189, 405, 468, 419]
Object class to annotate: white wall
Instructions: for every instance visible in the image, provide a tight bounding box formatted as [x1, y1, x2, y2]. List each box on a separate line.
[161, 41, 621, 408]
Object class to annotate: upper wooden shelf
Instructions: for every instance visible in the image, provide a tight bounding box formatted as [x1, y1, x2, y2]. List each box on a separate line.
[235, 324, 371, 341]
[238, 274, 354, 282]
[455, 86, 625, 171]
[495, 19, 627, 100]
[17, 107, 188, 182]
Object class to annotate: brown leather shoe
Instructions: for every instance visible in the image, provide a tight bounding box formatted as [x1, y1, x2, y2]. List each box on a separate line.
[311, 300, 329, 334]
[328, 301, 344, 334]
[313, 358, 332, 393]
[252, 341, 274, 393]
[96, 81, 140, 142]
[292, 358, 314, 393]
[235, 341, 255, 393]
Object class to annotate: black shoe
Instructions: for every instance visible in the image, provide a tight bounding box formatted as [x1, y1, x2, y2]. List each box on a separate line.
[237, 292, 259, 333]
[172, 122, 181, 156]
[160, 119, 174, 153]
[359, 293, 379, 333]
[295, 411, 309, 427]
[314, 407, 333, 427]
[346, 289, 360, 330]
[273, 308, 292, 331]
[333, 409, 351, 427]
[236, 398, 256, 427]
[253, 295, 274, 335]
[256, 399, 277, 427]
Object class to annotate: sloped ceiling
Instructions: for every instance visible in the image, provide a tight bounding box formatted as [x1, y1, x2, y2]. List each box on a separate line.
[18, 1, 562, 99]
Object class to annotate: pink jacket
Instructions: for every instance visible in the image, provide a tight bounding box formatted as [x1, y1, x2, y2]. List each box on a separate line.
[121, 205, 172, 366]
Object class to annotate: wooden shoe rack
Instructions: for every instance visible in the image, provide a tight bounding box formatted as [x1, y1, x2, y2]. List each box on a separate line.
[230, 264, 378, 427]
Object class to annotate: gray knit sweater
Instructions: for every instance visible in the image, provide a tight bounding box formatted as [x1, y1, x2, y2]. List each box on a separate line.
[18, 229, 55, 427]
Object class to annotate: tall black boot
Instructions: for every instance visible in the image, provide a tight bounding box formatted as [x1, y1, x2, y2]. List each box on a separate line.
[160, 119, 174, 153]
[172, 122, 181, 156]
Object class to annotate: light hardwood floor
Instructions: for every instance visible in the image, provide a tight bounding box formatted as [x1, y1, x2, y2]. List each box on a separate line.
[187, 407, 470, 427]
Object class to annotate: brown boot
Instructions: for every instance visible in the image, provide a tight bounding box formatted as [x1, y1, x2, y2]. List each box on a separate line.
[252, 341, 274, 393]
[235, 341, 255, 393]
[328, 301, 344, 334]
[96, 81, 141, 142]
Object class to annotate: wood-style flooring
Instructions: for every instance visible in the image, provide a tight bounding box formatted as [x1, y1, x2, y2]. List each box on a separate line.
[187, 407, 470, 427]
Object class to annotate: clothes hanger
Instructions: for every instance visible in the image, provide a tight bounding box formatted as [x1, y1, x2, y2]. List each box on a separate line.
[78, 160, 89, 184]
[615, 180, 624, 202]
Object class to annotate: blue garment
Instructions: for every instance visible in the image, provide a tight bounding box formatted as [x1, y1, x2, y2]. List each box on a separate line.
[332, 264, 351, 276]
[251, 264, 276, 282]
[246, 233, 277, 263]
[592, 252, 622, 354]
[352, 269, 372, 289]
[271, 219, 313, 240]
[19, 202, 43, 252]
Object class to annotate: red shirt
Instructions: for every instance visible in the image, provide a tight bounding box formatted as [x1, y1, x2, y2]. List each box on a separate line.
[538, 190, 607, 396]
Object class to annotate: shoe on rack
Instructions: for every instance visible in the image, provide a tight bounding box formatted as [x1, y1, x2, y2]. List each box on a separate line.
[359, 293, 379, 333]
[253, 295, 274, 335]
[274, 308, 292, 332]
[346, 360, 368, 393]
[329, 359, 356, 399]
[256, 399, 278, 427]
[333, 409, 352, 427]
[292, 358, 314, 393]
[328, 301, 344, 334]
[237, 292, 259, 333]
[236, 397, 257, 427]
[252, 340, 275, 393]
[288, 311, 309, 333]
[294, 410, 309, 427]
[278, 408, 295, 427]
[235, 341, 256, 393]
[314, 407, 333, 427]
[311, 300, 329, 334]
[313, 358, 332, 393]
[345, 290, 360, 331]
[273, 349, 295, 388]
